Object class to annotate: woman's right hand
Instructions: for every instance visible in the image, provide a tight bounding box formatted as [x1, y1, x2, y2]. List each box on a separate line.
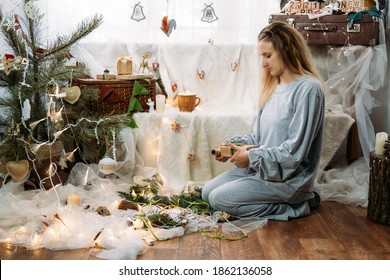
[214, 142, 229, 162]
[215, 155, 229, 162]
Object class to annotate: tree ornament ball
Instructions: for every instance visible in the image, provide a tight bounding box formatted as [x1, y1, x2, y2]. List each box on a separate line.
[98, 157, 117, 175]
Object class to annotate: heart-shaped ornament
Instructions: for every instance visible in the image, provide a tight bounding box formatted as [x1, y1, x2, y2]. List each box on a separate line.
[152, 62, 159, 71]
[197, 70, 205, 80]
[6, 160, 30, 181]
[62, 86, 81, 104]
[171, 83, 177, 93]
[231, 62, 238, 71]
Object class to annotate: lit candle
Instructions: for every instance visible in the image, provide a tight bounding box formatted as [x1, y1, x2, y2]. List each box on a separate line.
[375, 132, 388, 156]
[156, 94, 166, 113]
[67, 193, 80, 206]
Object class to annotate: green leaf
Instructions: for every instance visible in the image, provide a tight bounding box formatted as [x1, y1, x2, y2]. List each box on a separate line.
[141, 78, 151, 85]
[132, 81, 149, 97]
[128, 97, 137, 112]
[126, 116, 138, 128]
[134, 100, 144, 112]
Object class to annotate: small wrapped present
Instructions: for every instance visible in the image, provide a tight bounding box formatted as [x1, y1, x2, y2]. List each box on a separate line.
[116, 56, 133, 75]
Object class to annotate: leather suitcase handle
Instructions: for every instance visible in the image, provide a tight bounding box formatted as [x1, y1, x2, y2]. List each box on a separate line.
[303, 25, 338, 32]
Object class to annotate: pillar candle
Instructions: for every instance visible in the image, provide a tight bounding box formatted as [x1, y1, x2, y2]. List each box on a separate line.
[375, 132, 388, 156]
[67, 193, 80, 206]
[156, 94, 166, 113]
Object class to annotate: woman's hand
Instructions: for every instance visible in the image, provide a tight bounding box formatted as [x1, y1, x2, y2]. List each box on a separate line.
[214, 141, 230, 162]
[229, 143, 249, 168]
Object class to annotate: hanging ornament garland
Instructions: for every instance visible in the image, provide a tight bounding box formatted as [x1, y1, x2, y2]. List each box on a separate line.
[131, 1, 146, 22]
[201, 3, 218, 23]
[161, 0, 176, 37]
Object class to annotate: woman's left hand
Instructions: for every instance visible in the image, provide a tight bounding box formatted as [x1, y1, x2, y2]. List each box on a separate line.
[229, 143, 249, 168]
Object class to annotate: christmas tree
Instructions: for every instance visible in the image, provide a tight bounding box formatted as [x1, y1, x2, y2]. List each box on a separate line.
[0, 1, 129, 189]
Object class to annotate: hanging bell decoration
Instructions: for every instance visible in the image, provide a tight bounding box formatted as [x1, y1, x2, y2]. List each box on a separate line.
[201, 3, 218, 23]
[131, 2, 146, 22]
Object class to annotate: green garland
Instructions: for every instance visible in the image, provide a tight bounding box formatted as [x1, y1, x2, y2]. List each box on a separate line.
[117, 174, 254, 241]
[118, 189, 211, 215]
[118, 174, 212, 227]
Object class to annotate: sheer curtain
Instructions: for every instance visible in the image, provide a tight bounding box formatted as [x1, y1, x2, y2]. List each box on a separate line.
[37, 0, 281, 44]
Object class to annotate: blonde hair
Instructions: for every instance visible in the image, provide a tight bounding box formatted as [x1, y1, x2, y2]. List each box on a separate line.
[258, 22, 322, 108]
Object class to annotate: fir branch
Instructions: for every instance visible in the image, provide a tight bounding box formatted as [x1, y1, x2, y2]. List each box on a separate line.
[36, 60, 87, 89]
[0, 76, 9, 86]
[43, 14, 103, 59]
[0, 135, 30, 163]
[118, 177, 212, 215]
[145, 212, 186, 229]
[0, 18, 24, 58]
[69, 114, 129, 161]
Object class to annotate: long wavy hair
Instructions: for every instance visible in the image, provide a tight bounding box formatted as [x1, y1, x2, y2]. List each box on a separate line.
[258, 21, 322, 108]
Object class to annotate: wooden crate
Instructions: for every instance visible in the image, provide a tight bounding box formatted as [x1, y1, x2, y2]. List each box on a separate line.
[75, 78, 156, 114]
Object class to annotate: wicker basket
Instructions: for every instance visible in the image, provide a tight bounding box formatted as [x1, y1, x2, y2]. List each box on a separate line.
[75, 78, 156, 114]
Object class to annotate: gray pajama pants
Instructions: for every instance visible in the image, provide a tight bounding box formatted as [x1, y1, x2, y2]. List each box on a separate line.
[201, 167, 311, 221]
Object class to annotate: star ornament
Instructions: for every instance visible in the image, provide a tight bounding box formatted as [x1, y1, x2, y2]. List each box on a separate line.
[1, 17, 14, 31]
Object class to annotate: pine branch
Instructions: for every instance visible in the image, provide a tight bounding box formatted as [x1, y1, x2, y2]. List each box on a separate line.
[0, 19, 24, 58]
[68, 113, 129, 161]
[43, 14, 103, 59]
[36, 57, 86, 88]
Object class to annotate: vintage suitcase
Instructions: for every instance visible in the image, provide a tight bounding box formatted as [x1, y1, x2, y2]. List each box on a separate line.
[269, 13, 380, 46]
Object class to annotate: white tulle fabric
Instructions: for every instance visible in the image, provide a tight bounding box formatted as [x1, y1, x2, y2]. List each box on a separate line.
[0, 160, 267, 259]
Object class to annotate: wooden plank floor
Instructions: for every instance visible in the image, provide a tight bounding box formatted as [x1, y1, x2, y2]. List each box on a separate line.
[1, 201, 390, 260]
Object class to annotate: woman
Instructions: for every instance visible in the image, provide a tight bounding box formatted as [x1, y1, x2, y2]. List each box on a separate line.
[202, 22, 324, 220]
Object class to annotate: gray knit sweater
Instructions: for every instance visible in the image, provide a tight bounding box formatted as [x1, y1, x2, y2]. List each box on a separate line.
[232, 75, 325, 204]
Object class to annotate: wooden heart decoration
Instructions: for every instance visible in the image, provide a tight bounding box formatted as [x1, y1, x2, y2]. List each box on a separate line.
[6, 160, 30, 181]
[197, 70, 205, 80]
[62, 86, 81, 104]
[231, 62, 238, 71]
[152, 62, 159, 71]
[171, 83, 177, 93]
